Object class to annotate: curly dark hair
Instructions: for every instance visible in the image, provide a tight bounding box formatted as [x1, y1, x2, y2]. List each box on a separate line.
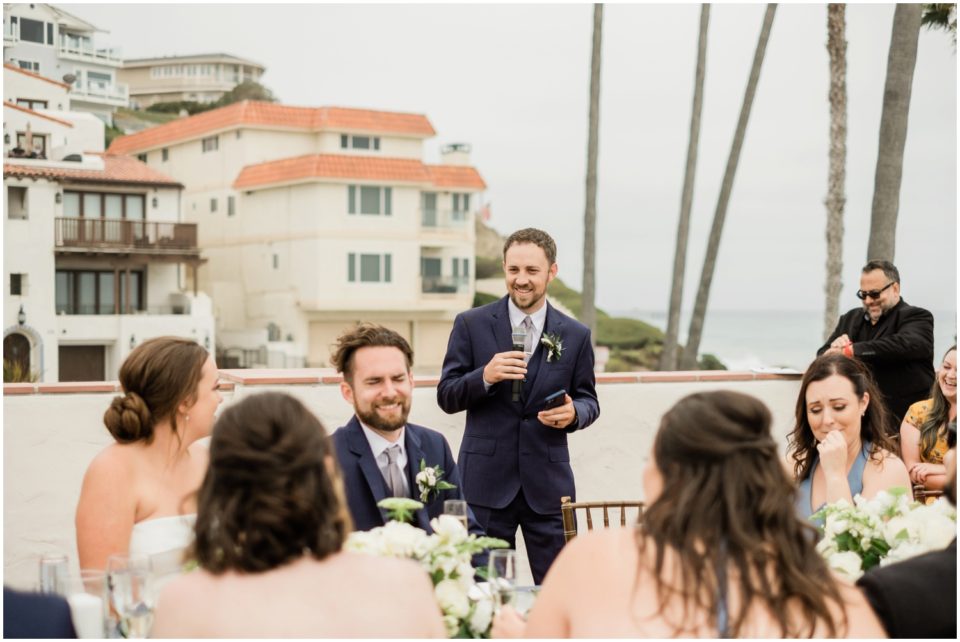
[788, 353, 899, 482]
[103, 336, 208, 444]
[917, 346, 957, 462]
[330, 323, 413, 383]
[192, 392, 351, 573]
[638, 390, 846, 638]
[503, 227, 557, 265]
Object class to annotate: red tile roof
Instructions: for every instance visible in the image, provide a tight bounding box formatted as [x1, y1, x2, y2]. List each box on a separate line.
[3, 63, 72, 89]
[233, 154, 433, 189]
[4, 153, 182, 187]
[4, 101, 75, 128]
[425, 164, 487, 190]
[108, 101, 436, 154]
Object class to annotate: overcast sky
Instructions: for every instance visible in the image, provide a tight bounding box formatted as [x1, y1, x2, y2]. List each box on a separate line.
[73, 2, 957, 317]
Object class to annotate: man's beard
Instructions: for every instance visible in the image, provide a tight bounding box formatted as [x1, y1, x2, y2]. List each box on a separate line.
[355, 398, 410, 433]
[509, 288, 544, 313]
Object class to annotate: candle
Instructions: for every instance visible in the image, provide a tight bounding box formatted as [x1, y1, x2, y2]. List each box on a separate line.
[67, 592, 104, 639]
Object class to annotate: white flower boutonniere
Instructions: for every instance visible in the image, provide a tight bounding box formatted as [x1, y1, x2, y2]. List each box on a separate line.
[415, 458, 457, 503]
[540, 332, 564, 362]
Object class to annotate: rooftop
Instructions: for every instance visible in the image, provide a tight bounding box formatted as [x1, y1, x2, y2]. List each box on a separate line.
[3, 63, 73, 89]
[122, 52, 265, 69]
[4, 153, 182, 187]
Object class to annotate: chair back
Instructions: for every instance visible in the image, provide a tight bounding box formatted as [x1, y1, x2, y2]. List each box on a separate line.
[560, 496, 644, 543]
[913, 484, 944, 503]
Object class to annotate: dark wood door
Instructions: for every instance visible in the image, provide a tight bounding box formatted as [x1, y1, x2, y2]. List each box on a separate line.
[58, 345, 105, 382]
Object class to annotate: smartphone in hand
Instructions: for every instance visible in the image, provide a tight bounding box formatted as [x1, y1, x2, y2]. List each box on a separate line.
[542, 389, 567, 411]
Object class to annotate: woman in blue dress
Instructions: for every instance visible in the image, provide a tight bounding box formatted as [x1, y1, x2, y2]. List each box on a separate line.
[789, 354, 911, 521]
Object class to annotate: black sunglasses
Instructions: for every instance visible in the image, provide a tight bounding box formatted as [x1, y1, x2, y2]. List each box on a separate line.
[856, 281, 895, 301]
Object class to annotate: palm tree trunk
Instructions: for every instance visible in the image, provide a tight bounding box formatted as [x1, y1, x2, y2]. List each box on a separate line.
[660, 4, 710, 371]
[581, 3, 603, 340]
[824, 4, 847, 341]
[867, 3, 922, 262]
[680, 4, 777, 370]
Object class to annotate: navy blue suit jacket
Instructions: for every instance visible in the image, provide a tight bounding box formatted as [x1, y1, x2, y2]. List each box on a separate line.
[332, 416, 474, 533]
[437, 296, 600, 514]
[3, 587, 77, 639]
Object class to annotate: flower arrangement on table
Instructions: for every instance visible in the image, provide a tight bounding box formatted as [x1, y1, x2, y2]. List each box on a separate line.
[813, 487, 956, 581]
[345, 498, 509, 638]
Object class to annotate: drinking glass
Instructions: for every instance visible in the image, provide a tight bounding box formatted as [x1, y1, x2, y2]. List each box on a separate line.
[502, 585, 541, 619]
[66, 570, 107, 638]
[487, 549, 517, 613]
[38, 553, 69, 595]
[106, 554, 155, 639]
[443, 500, 469, 530]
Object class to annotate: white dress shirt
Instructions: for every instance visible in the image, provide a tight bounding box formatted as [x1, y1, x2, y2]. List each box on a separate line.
[359, 421, 409, 496]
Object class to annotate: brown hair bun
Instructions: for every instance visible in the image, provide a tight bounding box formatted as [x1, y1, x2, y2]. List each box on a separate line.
[103, 391, 154, 443]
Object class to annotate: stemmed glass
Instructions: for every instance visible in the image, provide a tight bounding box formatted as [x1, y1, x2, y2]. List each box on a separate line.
[487, 549, 517, 613]
[38, 553, 69, 594]
[443, 500, 469, 530]
[106, 554, 155, 638]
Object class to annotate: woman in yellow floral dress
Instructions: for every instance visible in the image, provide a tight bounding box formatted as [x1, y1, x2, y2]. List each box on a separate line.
[900, 346, 956, 498]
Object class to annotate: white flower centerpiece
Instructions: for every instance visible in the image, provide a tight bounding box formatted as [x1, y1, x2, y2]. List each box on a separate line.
[813, 487, 956, 581]
[346, 498, 509, 638]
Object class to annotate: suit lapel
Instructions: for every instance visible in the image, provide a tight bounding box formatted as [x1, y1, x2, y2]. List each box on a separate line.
[490, 296, 515, 354]
[404, 426, 432, 531]
[524, 303, 565, 411]
[344, 416, 391, 524]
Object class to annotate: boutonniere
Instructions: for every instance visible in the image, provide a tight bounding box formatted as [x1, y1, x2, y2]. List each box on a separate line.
[540, 332, 564, 362]
[415, 459, 457, 503]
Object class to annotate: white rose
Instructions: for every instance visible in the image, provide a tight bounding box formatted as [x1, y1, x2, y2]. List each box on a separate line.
[911, 507, 957, 551]
[426, 469, 438, 486]
[416, 470, 430, 486]
[882, 541, 927, 565]
[468, 596, 494, 635]
[827, 550, 863, 580]
[432, 514, 468, 540]
[442, 614, 460, 638]
[435, 579, 471, 618]
[382, 521, 428, 557]
[882, 516, 913, 545]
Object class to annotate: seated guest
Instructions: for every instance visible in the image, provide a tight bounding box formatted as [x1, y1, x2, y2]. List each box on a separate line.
[330, 323, 480, 534]
[789, 353, 910, 521]
[856, 441, 957, 638]
[900, 346, 956, 496]
[75, 337, 221, 570]
[3, 587, 76, 638]
[151, 392, 445, 638]
[493, 391, 884, 637]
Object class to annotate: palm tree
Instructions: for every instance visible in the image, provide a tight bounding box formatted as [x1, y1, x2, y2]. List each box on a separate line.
[680, 4, 777, 370]
[921, 3, 957, 46]
[660, 4, 710, 371]
[823, 4, 847, 341]
[867, 4, 922, 262]
[581, 3, 603, 340]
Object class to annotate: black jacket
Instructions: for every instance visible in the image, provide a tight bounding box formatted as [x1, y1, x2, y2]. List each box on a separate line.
[856, 539, 957, 639]
[818, 299, 934, 423]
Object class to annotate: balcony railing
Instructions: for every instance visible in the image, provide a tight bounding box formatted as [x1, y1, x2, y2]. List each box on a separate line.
[421, 275, 470, 294]
[55, 218, 198, 252]
[59, 35, 122, 64]
[421, 209, 471, 229]
[70, 80, 128, 103]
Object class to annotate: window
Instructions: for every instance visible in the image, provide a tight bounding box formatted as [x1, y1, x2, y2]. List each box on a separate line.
[227, 196, 236, 217]
[340, 134, 348, 149]
[16, 133, 46, 156]
[137, 153, 148, 163]
[210, 198, 218, 213]
[272, 254, 279, 269]
[201, 136, 219, 153]
[16, 60, 40, 73]
[161, 148, 169, 162]
[347, 185, 392, 216]
[10, 273, 24, 296]
[19, 18, 44, 44]
[452, 193, 471, 212]
[452, 258, 470, 279]
[15, 98, 47, 110]
[55, 270, 144, 315]
[7, 186, 27, 219]
[347, 253, 392, 283]
[352, 136, 370, 150]
[340, 134, 381, 151]
[63, 191, 146, 220]
[46, 22, 53, 45]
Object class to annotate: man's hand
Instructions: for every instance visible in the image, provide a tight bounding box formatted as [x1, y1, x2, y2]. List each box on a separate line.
[830, 334, 852, 349]
[817, 430, 848, 480]
[538, 394, 576, 430]
[482, 351, 527, 385]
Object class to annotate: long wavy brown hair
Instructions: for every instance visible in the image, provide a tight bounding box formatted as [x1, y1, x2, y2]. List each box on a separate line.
[192, 392, 351, 573]
[788, 353, 898, 482]
[638, 390, 847, 637]
[918, 346, 957, 462]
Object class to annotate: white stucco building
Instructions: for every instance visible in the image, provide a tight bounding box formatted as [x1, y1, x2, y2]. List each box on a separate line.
[3, 67, 213, 382]
[118, 53, 266, 109]
[109, 101, 486, 371]
[3, 3, 127, 124]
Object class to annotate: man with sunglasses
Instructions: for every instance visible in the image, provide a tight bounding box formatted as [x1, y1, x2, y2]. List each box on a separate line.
[818, 259, 934, 429]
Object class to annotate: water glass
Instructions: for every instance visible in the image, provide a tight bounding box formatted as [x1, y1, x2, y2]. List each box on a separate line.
[67, 570, 107, 638]
[443, 500, 469, 530]
[106, 554, 155, 639]
[487, 549, 517, 613]
[38, 553, 69, 595]
[502, 585, 541, 619]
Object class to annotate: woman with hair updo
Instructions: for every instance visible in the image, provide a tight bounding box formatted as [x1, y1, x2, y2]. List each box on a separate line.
[75, 337, 221, 570]
[789, 353, 911, 521]
[492, 391, 884, 637]
[900, 345, 957, 498]
[151, 392, 445, 638]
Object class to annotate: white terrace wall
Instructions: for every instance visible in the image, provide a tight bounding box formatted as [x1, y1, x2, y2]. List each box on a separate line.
[3, 370, 801, 589]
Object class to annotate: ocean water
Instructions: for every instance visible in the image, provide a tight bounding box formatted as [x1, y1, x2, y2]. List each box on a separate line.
[613, 308, 958, 371]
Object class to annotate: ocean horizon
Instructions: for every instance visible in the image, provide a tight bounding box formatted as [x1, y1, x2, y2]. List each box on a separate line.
[612, 308, 958, 371]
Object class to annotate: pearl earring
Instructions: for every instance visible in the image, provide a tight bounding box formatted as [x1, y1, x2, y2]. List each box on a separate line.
[186, 415, 190, 422]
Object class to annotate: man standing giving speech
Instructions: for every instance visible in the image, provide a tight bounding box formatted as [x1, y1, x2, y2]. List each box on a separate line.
[438, 228, 599, 584]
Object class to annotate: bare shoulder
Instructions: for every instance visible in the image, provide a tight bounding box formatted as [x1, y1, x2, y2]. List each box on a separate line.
[553, 527, 637, 573]
[153, 571, 212, 635]
[82, 443, 138, 486]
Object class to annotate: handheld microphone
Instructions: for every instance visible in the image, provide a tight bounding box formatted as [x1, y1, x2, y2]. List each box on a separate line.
[511, 324, 527, 402]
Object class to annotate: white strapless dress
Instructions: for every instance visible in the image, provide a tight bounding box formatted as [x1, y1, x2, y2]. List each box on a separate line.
[129, 514, 196, 576]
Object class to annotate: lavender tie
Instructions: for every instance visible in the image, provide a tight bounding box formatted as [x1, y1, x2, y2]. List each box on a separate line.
[384, 444, 406, 498]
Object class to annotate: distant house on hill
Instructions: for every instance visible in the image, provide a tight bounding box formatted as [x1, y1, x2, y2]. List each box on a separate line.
[118, 53, 266, 109]
[108, 101, 487, 372]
